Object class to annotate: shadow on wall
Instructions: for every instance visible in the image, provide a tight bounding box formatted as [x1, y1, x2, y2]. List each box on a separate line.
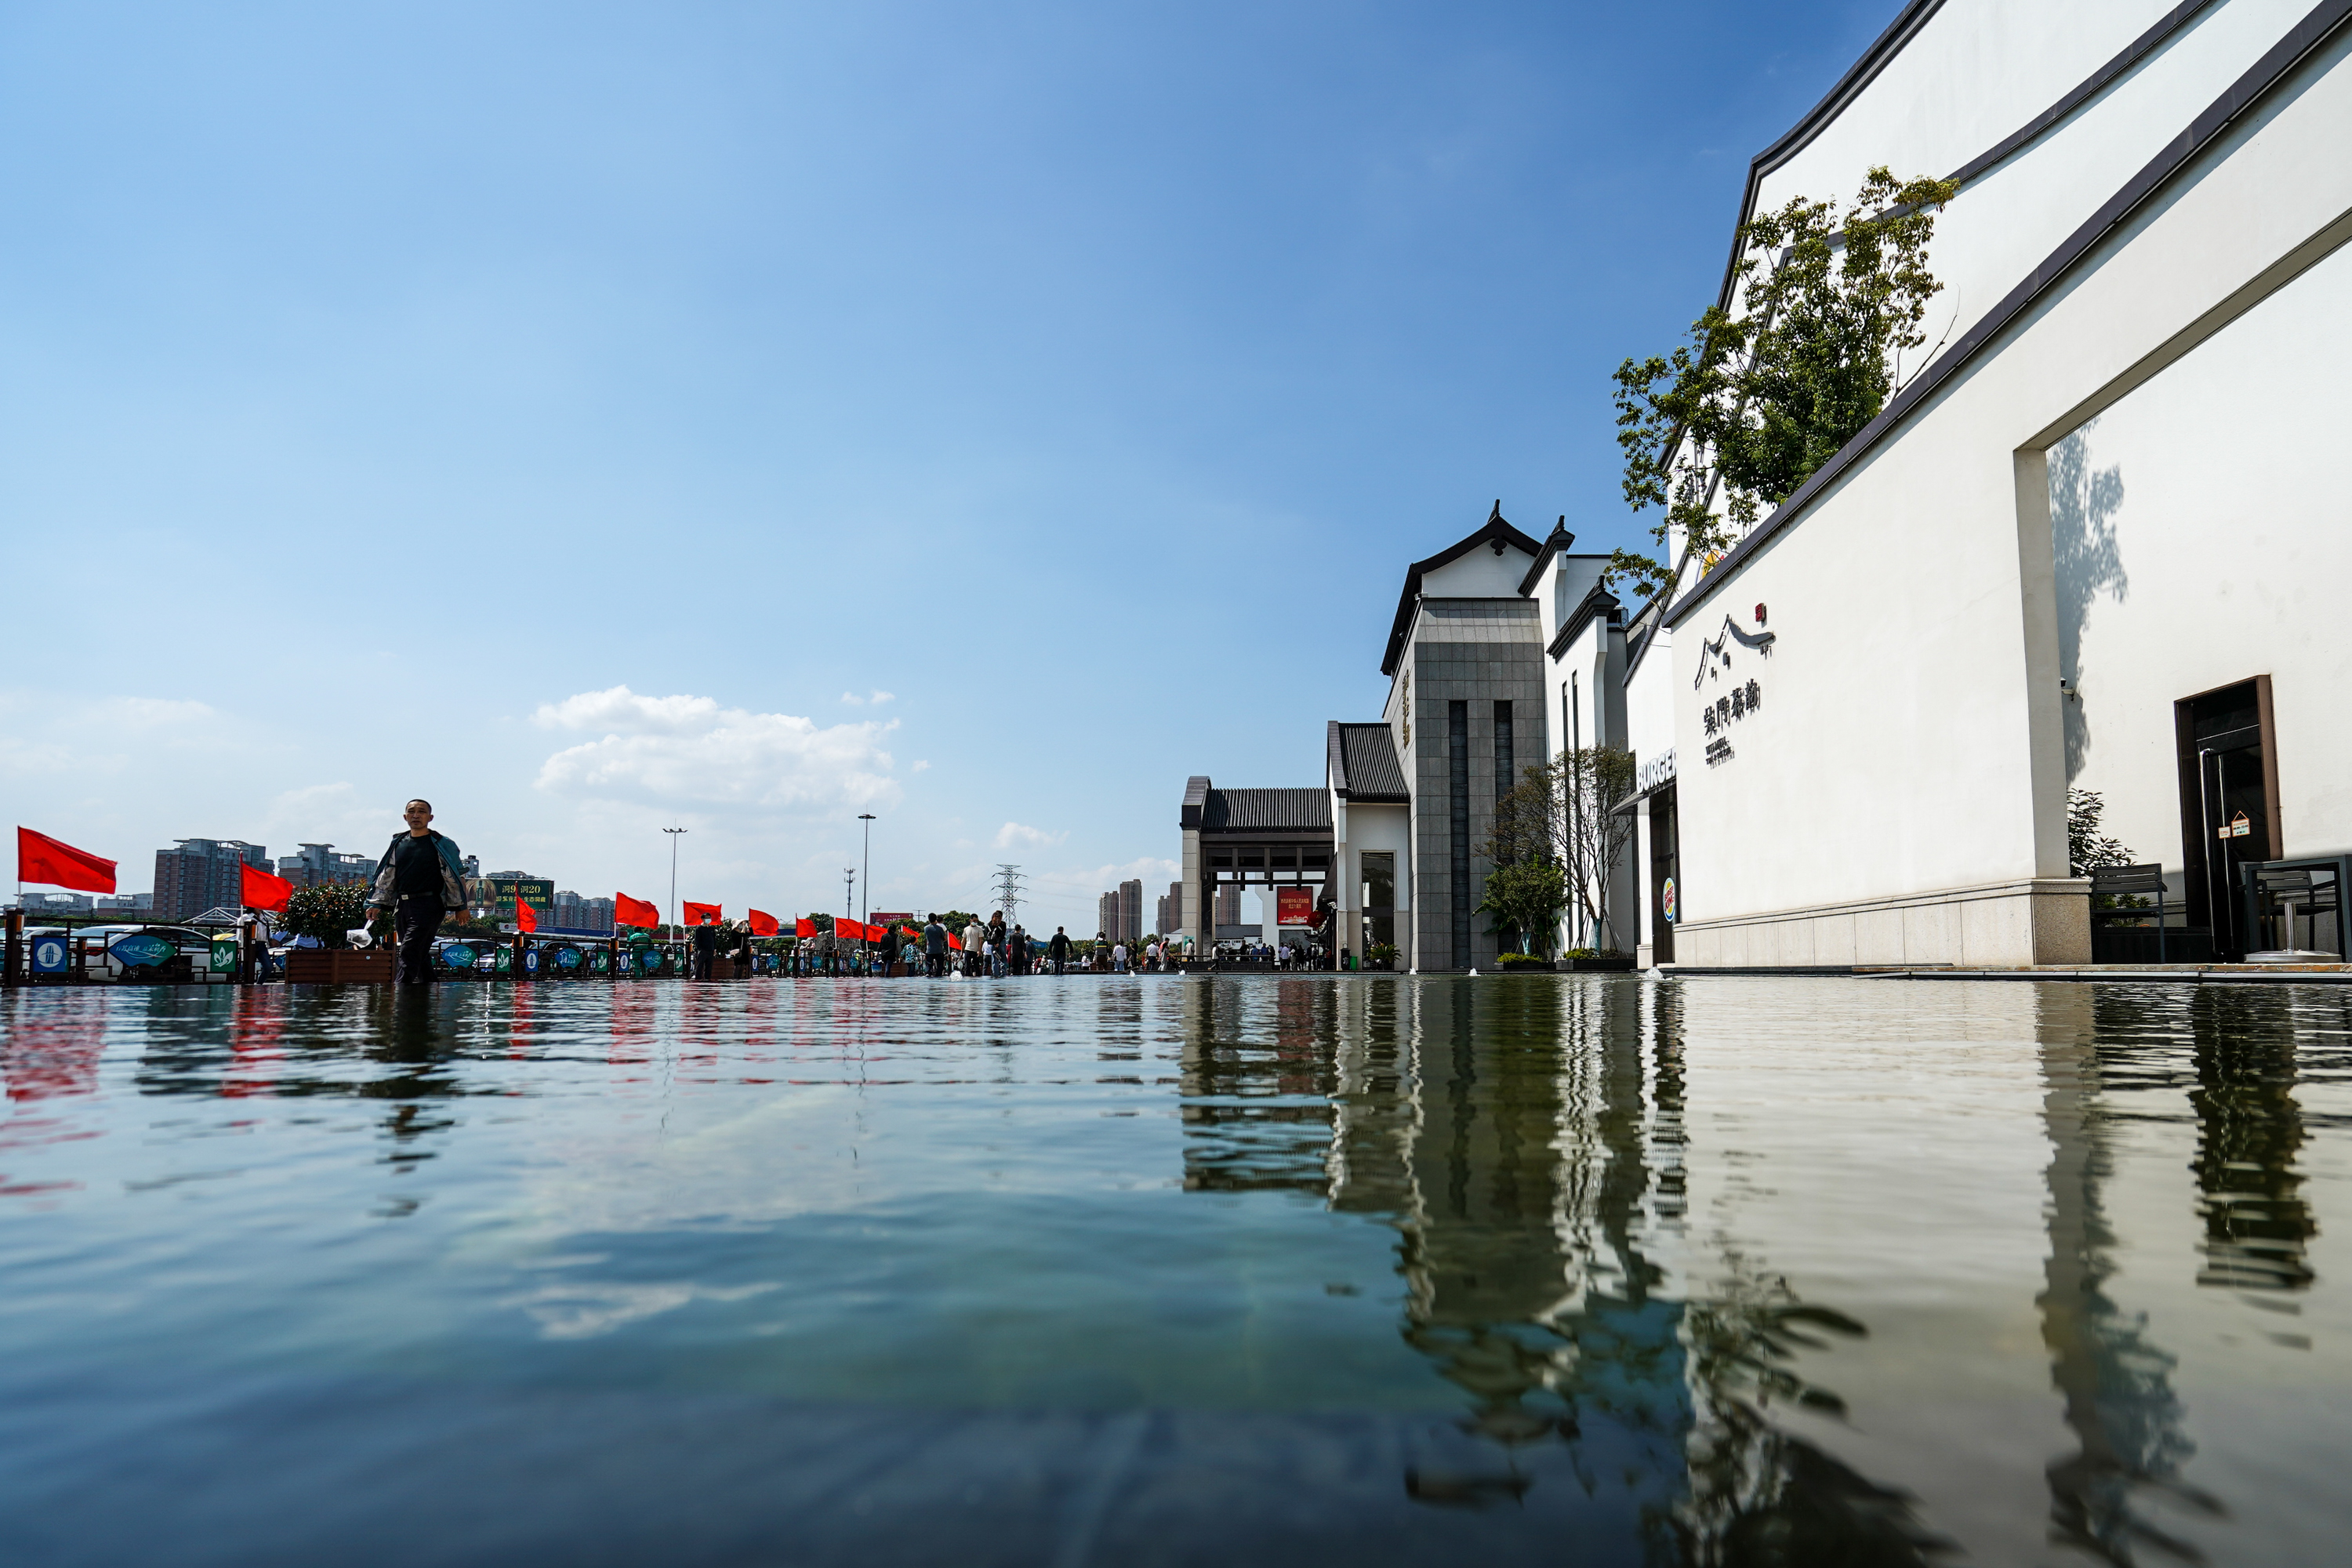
[2049, 421, 2129, 783]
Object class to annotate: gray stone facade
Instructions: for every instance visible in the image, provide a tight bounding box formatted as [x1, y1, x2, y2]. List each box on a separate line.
[1401, 599, 1548, 971]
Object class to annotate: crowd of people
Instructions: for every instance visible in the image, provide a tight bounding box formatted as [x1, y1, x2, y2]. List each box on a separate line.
[667, 912, 1200, 979]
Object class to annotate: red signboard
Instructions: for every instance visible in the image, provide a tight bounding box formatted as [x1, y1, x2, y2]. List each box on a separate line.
[1276, 887, 1316, 927]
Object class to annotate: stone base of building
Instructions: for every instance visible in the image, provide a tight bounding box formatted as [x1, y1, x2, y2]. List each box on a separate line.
[1671, 877, 2091, 969]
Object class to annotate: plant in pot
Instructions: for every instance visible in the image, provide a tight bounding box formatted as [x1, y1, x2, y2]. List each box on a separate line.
[278, 882, 394, 982]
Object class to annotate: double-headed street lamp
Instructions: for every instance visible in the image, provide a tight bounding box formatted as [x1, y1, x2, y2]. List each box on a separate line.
[858, 813, 877, 971]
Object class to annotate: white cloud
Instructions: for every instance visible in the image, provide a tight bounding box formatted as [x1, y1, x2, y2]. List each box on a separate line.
[532, 685, 901, 814]
[92, 697, 216, 729]
[994, 821, 1066, 849]
[837, 690, 895, 706]
[910, 760, 930, 772]
[263, 782, 391, 846]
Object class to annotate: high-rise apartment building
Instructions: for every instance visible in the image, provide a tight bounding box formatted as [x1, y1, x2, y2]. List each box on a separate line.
[278, 843, 378, 890]
[1097, 891, 1117, 940]
[152, 840, 271, 920]
[1118, 880, 1142, 943]
[552, 891, 615, 933]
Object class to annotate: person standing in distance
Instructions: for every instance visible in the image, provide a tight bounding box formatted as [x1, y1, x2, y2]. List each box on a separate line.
[1047, 925, 1071, 976]
[368, 799, 467, 985]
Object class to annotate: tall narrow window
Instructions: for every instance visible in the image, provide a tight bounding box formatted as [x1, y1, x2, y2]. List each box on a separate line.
[1449, 701, 1470, 969]
[1362, 851, 1396, 953]
[1494, 701, 1515, 800]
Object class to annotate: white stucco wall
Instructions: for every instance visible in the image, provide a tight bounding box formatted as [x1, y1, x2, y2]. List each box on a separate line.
[1420, 543, 1536, 601]
[2058, 237, 2352, 878]
[1758, 0, 2189, 223]
[1670, 18, 2352, 965]
[1743, 2, 2312, 405]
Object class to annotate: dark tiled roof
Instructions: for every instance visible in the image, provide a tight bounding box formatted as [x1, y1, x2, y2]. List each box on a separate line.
[1327, 721, 1407, 802]
[1200, 787, 1331, 833]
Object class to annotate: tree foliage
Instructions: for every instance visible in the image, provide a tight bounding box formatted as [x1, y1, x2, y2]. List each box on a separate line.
[1480, 748, 1641, 956]
[1610, 167, 1960, 599]
[281, 882, 372, 948]
[2066, 788, 2136, 877]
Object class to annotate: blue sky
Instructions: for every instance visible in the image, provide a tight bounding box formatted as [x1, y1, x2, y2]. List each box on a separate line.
[2, 0, 1900, 931]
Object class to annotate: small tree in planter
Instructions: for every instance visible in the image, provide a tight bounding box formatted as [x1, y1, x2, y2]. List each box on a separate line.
[1483, 751, 1639, 956]
[278, 883, 373, 949]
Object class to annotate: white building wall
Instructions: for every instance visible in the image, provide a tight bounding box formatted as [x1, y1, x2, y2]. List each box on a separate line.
[1756, 0, 2190, 223]
[1670, 18, 2352, 967]
[2058, 238, 2352, 879]
[1734, 2, 2315, 459]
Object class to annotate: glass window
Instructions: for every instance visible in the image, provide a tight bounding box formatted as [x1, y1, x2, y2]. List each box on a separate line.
[1362, 851, 1396, 948]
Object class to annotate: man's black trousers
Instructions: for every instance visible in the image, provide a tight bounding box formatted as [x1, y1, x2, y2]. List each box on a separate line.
[394, 897, 444, 983]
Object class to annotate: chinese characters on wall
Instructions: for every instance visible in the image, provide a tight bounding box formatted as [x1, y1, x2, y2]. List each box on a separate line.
[1700, 678, 1761, 736]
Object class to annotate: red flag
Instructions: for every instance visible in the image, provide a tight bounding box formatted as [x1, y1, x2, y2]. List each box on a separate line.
[947, 933, 962, 951]
[615, 892, 660, 928]
[239, 862, 293, 913]
[795, 916, 815, 938]
[839, 919, 868, 942]
[898, 925, 919, 940]
[16, 827, 116, 894]
[515, 897, 538, 933]
[748, 909, 779, 938]
[683, 901, 721, 927]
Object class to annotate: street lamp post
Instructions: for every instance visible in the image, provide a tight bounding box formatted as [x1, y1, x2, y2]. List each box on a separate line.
[842, 866, 856, 978]
[858, 813, 876, 975]
[663, 826, 688, 960]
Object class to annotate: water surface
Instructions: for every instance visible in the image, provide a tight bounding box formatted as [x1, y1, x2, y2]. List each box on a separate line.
[2, 975, 2347, 1564]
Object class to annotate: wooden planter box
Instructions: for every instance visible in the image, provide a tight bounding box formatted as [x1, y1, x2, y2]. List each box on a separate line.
[284, 949, 396, 984]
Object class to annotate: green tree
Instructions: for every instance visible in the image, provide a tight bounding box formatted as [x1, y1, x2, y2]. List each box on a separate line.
[1477, 858, 1569, 959]
[2068, 787, 2148, 913]
[278, 883, 372, 949]
[1610, 166, 1960, 598]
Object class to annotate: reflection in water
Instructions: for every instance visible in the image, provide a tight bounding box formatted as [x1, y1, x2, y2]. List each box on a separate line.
[1181, 977, 1945, 1564]
[2038, 988, 2214, 1566]
[2185, 989, 2318, 1294]
[2034, 983, 2348, 1564]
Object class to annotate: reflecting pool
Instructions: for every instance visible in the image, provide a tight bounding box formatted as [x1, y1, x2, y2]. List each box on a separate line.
[3, 976, 2349, 1564]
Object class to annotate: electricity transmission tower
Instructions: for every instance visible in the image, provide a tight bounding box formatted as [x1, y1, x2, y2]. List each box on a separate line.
[992, 864, 1026, 924]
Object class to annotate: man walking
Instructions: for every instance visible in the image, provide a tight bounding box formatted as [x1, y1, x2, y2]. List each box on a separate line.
[367, 799, 466, 985]
[924, 914, 949, 978]
[1047, 925, 1071, 977]
[962, 916, 987, 978]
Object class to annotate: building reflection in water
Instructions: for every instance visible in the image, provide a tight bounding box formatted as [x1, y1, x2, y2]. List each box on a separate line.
[2035, 983, 2335, 1565]
[1178, 976, 1944, 1564]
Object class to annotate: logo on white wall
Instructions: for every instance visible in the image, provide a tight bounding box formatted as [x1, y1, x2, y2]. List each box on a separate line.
[1695, 612, 1773, 765]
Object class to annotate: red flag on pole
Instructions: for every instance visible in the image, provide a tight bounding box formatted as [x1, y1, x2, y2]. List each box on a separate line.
[748, 909, 779, 938]
[683, 902, 721, 927]
[615, 892, 660, 928]
[16, 827, 117, 894]
[837, 919, 866, 942]
[515, 896, 538, 933]
[795, 916, 815, 938]
[946, 934, 962, 951]
[239, 862, 293, 913]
